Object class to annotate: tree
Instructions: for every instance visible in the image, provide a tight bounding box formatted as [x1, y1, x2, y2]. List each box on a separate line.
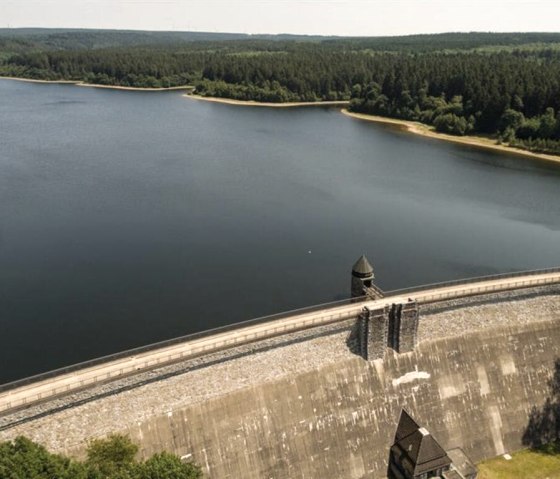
[0, 436, 87, 479]
[433, 113, 470, 136]
[0, 435, 204, 479]
[498, 108, 525, 134]
[86, 434, 139, 477]
[139, 452, 202, 479]
[538, 107, 557, 139]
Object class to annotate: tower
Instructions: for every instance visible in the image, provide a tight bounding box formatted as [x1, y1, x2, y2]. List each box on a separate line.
[351, 254, 375, 298]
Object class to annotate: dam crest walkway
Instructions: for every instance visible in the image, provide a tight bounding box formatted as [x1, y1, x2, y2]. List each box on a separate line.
[2, 267, 560, 416]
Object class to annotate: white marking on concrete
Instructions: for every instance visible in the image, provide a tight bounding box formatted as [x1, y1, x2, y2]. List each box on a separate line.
[392, 371, 431, 387]
[477, 365, 490, 395]
[438, 374, 466, 399]
[489, 405, 505, 455]
[500, 355, 517, 375]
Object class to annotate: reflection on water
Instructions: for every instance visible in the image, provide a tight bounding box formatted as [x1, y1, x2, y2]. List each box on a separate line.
[1, 79, 559, 382]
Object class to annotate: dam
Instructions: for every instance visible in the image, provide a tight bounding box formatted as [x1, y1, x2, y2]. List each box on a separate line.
[1, 263, 560, 478]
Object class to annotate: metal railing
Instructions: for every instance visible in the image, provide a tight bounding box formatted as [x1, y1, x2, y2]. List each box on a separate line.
[1, 266, 560, 415]
[0, 306, 360, 414]
[0, 295, 367, 395]
[385, 266, 560, 296]
[414, 274, 560, 304]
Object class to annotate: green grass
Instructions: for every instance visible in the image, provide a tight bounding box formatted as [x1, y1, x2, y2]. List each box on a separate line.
[478, 444, 560, 479]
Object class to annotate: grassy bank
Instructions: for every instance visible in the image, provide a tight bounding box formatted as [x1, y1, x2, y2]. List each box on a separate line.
[478, 445, 560, 479]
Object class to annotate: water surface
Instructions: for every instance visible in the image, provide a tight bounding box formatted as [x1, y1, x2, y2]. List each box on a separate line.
[1, 79, 559, 382]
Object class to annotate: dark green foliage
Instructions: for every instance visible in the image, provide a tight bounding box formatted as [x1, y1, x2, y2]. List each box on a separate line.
[86, 434, 138, 477]
[538, 440, 560, 455]
[0, 436, 86, 479]
[0, 435, 203, 479]
[1, 30, 560, 154]
[139, 452, 202, 479]
[433, 113, 470, 136]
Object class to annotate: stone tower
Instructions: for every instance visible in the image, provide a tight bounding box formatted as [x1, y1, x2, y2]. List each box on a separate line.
[351, 255, 375, 298]
[357, 301, 420, 360]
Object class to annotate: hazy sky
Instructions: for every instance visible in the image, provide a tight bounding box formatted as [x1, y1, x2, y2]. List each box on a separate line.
[1, 0, 560, 36]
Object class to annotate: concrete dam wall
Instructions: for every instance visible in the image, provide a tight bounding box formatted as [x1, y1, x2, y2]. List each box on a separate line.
[2, 288, 560, 478]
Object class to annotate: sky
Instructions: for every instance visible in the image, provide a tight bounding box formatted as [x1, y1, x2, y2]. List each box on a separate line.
[1, 0, 560, 37]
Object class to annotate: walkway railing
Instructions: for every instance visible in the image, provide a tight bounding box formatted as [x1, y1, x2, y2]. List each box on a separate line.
[413, 273, 560, 304]
[0, 304, 360, 414]
[0, 295, 370, 394]
[385, 266, 560, 297]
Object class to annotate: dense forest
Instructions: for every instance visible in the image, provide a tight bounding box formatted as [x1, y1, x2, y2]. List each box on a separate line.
[2, 30, 560, 154]
[0, 434, 202, 478]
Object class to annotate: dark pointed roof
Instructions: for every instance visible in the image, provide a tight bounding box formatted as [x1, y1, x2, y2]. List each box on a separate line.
[392, 409, 452, 476]
[352, 255, 373, 275]
[394, 409, 420, 441]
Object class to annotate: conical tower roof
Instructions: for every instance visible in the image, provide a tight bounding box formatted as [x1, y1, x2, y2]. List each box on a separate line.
[352, 255, 374, 275]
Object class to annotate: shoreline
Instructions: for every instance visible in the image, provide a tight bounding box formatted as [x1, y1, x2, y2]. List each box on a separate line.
[0, 76, 79, 85]
[184, 93, 349, 108]
[77, 83, 194, 92]
[0, 76, 193, 92]
[341, 109, 560, 165]
[2, 75, 558, 163]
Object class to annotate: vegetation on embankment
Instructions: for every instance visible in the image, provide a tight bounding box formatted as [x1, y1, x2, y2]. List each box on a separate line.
[478, 442, 560, 479]
[2, 30, 560, 155]
[341, 109, 560, 165]
[0, 434, 202, 479]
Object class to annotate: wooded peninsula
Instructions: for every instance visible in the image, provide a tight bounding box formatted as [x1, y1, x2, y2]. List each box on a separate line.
[2, 29, 560, 155]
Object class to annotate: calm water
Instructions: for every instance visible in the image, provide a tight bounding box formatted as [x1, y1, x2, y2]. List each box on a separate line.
[1, 79, 560, 382]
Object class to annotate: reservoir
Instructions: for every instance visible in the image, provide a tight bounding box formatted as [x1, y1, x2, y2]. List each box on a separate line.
[1, 79, 560, 383]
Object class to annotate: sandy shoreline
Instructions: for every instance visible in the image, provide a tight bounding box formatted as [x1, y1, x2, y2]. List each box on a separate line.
[341, 109, 560, 164]
[77, 83, 194, 92]
[0, 76, 193, 92]
[186, 93, 560, 163]
[0, 76, 79, 85]
[184, 94, 350, 108]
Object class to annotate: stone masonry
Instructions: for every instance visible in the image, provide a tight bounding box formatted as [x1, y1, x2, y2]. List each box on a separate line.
[358, 300, 419, 360]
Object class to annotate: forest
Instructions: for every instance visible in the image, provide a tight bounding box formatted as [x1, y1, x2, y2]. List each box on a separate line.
[2, 30, 560, 154]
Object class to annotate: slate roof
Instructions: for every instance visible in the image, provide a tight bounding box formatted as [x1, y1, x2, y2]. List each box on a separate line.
[394, 409, 420, 441]
[392, 410, 452, 477]
[352, 255, 374, 275]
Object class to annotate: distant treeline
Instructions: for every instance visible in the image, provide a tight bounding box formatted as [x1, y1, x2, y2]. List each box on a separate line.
[2, 30, 560, 154]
